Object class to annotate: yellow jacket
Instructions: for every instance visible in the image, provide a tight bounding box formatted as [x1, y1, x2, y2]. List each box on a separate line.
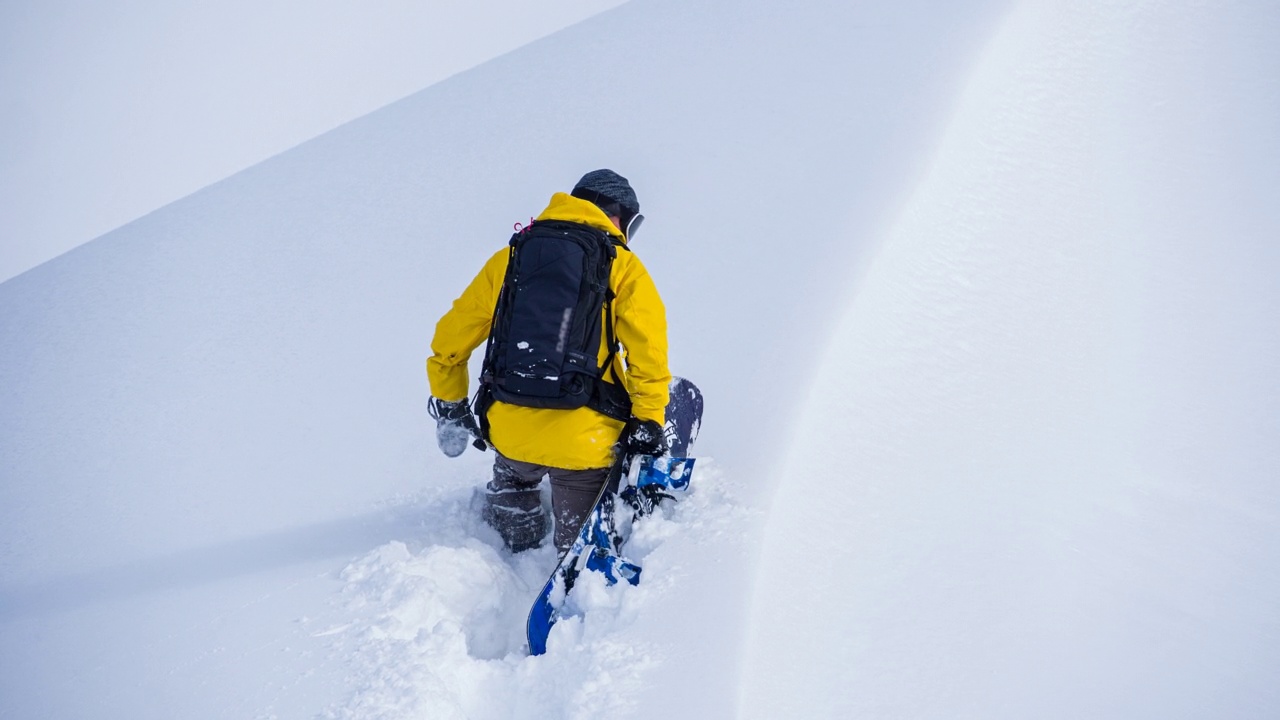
[428, 193, 670, 469]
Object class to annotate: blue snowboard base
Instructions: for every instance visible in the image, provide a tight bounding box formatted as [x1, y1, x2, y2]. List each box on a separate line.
[525, 454, 695, 656]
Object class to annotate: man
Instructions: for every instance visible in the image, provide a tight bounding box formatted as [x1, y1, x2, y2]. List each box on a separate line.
[427, 169, 671, 553]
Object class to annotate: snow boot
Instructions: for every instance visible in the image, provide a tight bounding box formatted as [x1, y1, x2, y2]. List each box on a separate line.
[483, 465, 548, 553]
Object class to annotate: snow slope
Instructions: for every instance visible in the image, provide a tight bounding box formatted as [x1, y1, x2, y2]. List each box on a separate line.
[3, 0, 1277, 718]
[742, 1, 1280, 717]
[0, 0, 626, 282]
[1, 0, 1005, 717]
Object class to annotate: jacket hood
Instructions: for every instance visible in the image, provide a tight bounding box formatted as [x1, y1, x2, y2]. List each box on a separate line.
[535, 192, 628, 243]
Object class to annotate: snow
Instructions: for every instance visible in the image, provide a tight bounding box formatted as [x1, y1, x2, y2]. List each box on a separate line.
[314, 463, 742, 719]
[2, 0, 1279, 718]
[0, 0, 626, 282]
[741, 1, 1280, 717]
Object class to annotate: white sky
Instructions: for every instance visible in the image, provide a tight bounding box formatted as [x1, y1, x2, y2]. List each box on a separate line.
[0, 0, 625, 283]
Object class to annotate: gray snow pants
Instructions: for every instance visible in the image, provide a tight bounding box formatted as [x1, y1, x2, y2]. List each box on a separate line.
[483, 453, 612, 553]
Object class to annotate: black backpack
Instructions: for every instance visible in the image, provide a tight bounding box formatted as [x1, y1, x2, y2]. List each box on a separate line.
[475, 220, 633, 440]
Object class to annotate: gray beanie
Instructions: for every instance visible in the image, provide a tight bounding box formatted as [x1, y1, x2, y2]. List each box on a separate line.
[572, 169, 639, 215]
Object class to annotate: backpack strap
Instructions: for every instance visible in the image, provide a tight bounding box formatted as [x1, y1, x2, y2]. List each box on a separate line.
[472, 230, 524, 447]
[586, 241, 633, 422]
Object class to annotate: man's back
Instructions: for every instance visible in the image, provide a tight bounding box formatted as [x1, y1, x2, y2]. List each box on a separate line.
[428, 191, 670, 469]
[427, 170, 672, 553]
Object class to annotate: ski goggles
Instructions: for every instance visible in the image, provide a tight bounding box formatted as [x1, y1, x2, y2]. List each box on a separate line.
[624, 212, 644, 240]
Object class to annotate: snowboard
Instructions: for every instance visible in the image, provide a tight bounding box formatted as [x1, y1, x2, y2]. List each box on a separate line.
[526, 377, 702, 655]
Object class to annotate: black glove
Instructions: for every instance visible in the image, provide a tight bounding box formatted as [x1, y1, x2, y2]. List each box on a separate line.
[622, 417, 668, 458]
[429, 397, 482, 457]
